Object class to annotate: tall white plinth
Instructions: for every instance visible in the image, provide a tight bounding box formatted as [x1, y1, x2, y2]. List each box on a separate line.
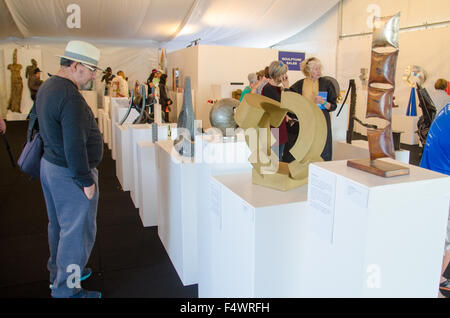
[110, 97, 130, 160]
[129, 124, 153, 209]
[304, 159, 450, 297]
[331, 103, 348, 142]
[106, 118, 112, 149]
[81, 90, 98, 118]
[195, 134, 253, 297]
[137, 141, 158, 227]
[111, 108, 139, 161]
[97, 109, 104, 134]
[102, 96, 111, 118]
[205, 173, 310, 297]
[156, 140, 197, 286]
[114, 123, 132, 191]
[135, 124, 178, 227]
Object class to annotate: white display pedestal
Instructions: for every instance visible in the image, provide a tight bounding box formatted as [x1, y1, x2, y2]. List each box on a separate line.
[102, 96, 111, 117]
[135, 124, 178, 227]
[392, 114, 420, 145]
[331, 103, 348, 142]
[304, 159, 450, 297]
[137, 141, 158, 227]
[97, 109, 104, 134]
[129, 124, 153, 208]
[115, 123, 133, 191]
[195, 134, 253, 297]
[105, 117, 112, 149]
[156, 140, 197, 286]
[204, 173, 310, 297]
[333, 140, 410, 164]
[110, 97, 130, 160]
[81, 90, 98, 118]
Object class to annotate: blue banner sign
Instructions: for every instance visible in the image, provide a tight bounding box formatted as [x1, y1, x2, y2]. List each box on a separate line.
[278, 51, 306, 71]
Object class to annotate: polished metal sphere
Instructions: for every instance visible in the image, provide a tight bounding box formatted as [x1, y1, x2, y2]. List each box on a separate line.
[209, 98, 239, 136]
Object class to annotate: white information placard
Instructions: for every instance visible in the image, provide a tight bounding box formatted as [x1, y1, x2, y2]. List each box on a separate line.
[308, 165, 337, 244]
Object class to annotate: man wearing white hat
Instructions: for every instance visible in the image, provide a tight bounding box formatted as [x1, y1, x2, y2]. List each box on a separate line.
[35, 40, 103, 298]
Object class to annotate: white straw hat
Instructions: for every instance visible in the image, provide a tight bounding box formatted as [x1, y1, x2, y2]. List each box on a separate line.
[56, 40, 102, 70]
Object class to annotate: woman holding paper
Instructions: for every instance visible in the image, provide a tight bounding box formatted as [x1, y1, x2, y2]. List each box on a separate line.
[285, 57, 337, 162]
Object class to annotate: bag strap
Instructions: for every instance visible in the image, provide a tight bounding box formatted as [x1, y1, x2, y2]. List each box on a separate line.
[26, 102, 39, 142]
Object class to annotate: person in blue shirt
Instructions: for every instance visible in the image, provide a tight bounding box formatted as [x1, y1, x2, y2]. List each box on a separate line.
[420, 102, 450, 298]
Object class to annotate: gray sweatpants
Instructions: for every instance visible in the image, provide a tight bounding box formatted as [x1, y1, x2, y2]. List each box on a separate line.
[40, 158, 99, 297]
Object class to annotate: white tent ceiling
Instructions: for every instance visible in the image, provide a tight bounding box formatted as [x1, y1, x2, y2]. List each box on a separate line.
[0, 0, 339, 50]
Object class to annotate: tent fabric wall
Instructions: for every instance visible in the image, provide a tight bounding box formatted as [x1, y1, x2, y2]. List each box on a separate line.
[272, 3, 340, 79]
[271, 0, 450, 143]
[0, 41, 159, 117]
[0, 0, 339, 52]
[341, 0, 450, 36]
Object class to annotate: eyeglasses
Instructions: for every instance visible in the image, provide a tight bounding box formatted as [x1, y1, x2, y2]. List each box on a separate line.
[80, 62, 97, 73]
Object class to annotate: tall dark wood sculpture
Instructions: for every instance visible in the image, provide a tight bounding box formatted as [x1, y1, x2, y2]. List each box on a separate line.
[347, 13, 409, 177]
[7, 49, 23, 113]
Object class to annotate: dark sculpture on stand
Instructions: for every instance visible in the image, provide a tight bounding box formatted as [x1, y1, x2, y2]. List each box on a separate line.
[26, 59, 38, 88]
[174, 77, 196, 157]
[416, 84, 437, 147]
[336, 79, 377, 144]
[347, 13, 409, 177]
[101, 67, 115, 96]
[119, 83, 155, 125]
[7, 49, 23, 113]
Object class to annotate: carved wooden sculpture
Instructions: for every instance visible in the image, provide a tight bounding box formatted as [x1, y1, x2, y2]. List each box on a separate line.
[7, 49, 23, 113]
[347, 13, 409, 177]
[235, 92, 326, 191]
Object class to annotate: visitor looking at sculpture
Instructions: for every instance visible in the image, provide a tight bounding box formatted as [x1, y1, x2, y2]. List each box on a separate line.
[240, 73, 258, 102]
[35, 40, 104, 298]
[111, 70, 129, 97]
[261, 61, 290, 161]
[286, 57, 337, 162]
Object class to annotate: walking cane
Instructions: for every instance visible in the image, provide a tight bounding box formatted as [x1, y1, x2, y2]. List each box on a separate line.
[1, 134, 16, 167]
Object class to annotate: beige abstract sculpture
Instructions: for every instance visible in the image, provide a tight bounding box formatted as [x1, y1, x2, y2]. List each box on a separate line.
[234, 92, 326, 191]
[7, 49, 23, 113]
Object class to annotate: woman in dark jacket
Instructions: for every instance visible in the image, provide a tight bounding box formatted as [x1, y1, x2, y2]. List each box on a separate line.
[284, 57, 337, 162]
[159, 74, 172, 122]
[261, 61, 290, 161]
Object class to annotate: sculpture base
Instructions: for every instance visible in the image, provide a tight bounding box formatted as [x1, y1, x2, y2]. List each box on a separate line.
[252, 163, 307, 191]
[347, 158, 410, 178]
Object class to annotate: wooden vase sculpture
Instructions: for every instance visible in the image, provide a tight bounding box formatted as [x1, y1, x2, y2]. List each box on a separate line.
[347, 13, 409, 177]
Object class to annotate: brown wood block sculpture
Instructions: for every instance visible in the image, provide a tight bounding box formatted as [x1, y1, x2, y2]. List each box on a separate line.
[347, 12, 409, 177]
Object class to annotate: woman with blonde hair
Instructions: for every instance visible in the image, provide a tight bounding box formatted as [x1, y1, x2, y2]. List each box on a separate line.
[261, 60, 290, 160]
[286, 57, 337, 162]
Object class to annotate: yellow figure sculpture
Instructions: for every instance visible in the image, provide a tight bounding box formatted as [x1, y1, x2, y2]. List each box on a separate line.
[7, 49, 23, 113]
[235, 92, 327, 191]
